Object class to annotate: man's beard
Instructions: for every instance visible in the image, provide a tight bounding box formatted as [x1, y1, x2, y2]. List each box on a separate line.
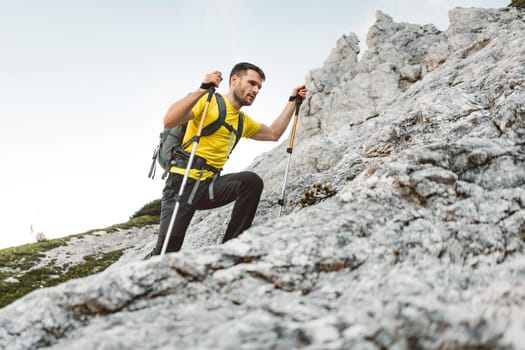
[234, 88, 255, 107]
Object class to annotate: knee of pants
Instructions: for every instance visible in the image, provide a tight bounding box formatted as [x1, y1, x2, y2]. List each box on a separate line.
[242, 171, 264, 194]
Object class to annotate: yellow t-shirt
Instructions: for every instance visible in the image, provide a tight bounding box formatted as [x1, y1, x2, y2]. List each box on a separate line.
[170, 93, 261, 180]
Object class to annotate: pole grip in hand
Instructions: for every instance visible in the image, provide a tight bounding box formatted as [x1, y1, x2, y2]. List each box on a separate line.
[206, 87, 215, 102]
[294, 95, 302, 115]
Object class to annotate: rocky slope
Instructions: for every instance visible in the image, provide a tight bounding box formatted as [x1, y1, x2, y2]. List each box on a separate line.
[1, 6, 524, 349]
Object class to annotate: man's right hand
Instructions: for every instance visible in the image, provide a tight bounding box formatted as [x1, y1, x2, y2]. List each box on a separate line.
[202, 71, 223, 89]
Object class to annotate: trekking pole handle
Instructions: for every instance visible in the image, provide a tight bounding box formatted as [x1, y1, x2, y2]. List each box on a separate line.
[287, 95, 302, 151]
[294, 95, 303, 112]
[206, 87, 215, 102]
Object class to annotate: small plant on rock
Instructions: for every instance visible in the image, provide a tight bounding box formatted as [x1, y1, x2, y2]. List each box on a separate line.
[300, 183, 337, 208]
[509, 0, 525, 8]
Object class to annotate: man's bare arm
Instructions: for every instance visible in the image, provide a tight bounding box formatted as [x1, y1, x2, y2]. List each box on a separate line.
[251, 85, 307, 141]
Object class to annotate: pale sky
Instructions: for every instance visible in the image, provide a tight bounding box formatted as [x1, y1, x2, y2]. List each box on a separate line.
[0, 0, 508, 249]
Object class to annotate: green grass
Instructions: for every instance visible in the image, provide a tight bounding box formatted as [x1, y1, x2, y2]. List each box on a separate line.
[103, 215, 160, 232]
[0, 238, 73, 271]
[0, 199, 161, 309]
[130, 199, 161, 219]
[0, 250, 124, 308]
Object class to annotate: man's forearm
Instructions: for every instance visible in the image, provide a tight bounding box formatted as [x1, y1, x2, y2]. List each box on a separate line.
[268, 100, 297, 139]
[163, 89, 208, 128]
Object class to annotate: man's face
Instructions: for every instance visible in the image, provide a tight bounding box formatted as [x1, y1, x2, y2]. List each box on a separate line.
[232, 69, 263, 107]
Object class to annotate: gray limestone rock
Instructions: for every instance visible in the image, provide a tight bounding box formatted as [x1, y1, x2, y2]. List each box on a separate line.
[1, 6, 524, 350]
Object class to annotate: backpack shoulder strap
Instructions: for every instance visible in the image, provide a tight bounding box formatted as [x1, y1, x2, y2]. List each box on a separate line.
[199, 93, 243, 151]
[231, 112, 244, 150]
[201, 93, 226, 136]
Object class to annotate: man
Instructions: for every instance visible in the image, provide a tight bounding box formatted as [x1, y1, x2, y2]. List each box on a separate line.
[149, 62, 307, 256]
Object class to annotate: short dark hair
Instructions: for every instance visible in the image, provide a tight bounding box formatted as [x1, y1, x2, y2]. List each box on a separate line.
[229, 62, 266, 84]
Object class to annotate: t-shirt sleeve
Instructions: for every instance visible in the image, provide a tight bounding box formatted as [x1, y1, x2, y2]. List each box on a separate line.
[191, 95, 207, 122]
[241, 112, 261, 138]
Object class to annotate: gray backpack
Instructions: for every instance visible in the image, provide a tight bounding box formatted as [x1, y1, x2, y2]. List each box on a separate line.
[148, 93, 243, 179]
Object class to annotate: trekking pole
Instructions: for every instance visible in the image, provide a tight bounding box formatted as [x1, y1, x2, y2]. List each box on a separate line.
[160, 87, 215, 256]
[278, 95, 302, 217]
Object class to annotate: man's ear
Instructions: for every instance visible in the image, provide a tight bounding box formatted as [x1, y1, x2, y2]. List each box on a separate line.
[230, 74, 238, 86]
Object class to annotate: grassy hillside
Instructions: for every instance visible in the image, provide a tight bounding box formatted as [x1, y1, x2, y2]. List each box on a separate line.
[0, 200, 161, 308]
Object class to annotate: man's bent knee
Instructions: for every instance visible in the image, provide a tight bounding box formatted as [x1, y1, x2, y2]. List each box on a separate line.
[241, 171, 263, 193]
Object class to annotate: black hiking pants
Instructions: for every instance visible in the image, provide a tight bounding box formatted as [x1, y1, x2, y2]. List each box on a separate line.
[152, 171, 263, 255]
